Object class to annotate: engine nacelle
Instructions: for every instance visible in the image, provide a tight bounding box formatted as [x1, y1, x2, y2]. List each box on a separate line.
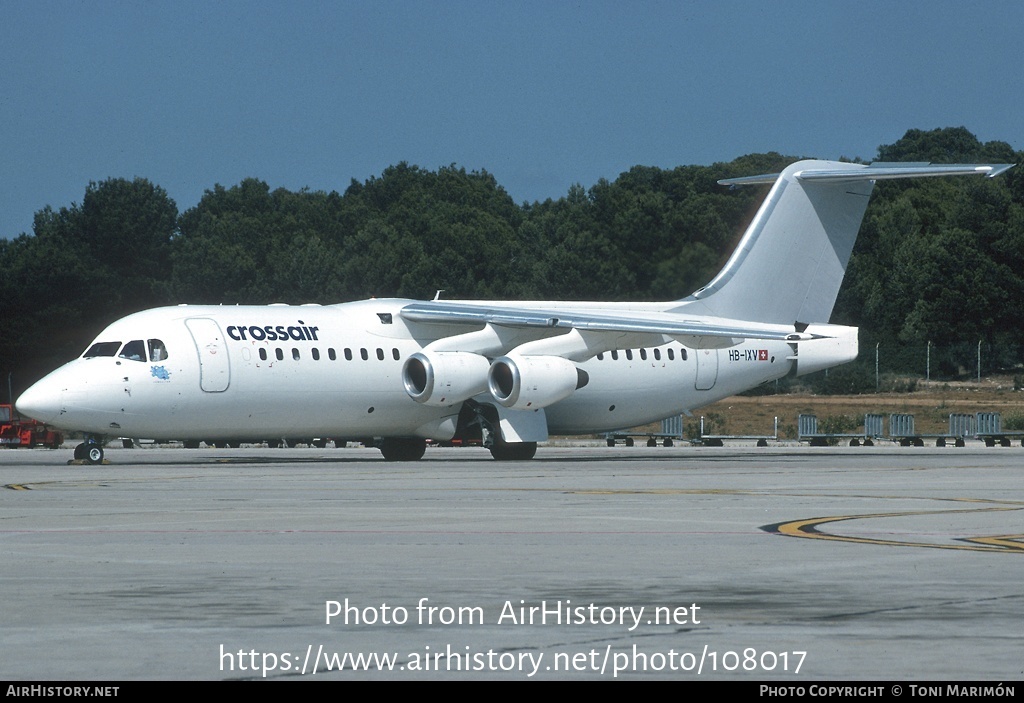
[488, 355, 588, 410]
[402, 351, 491, 406]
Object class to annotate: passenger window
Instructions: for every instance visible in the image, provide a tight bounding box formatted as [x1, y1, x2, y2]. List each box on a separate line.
[597, 353, 604, 361]
[376, 348, 384, 361]
[611, 350, 619, 360]
[344, 348, 352, 361]
[640, 349, 647, 361]
[292, 348, 300, 360]
[119, 340, 147, 362]
[276, 348, 284, 361]
[312, 348, 320, 361]
[259, 348, 267, 361]
[668, 349, 675, 361]
[360, 348, 368, 361]
[84, 341, 121, 358]
[392, 348, 400, 361]
[625, 350, 633, 361]
[681, 349, 688, 361]
[329, 348, 337, 361]
[148, 339, 168, 361]
[654, 348, 661, 361]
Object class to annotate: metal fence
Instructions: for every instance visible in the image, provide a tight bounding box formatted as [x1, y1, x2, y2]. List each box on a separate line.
[868, 342, 1024, 383]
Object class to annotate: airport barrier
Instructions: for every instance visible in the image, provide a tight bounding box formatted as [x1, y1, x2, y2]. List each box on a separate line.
[799, 411, 1016, 447]
[695, 415, 778, 446]
[605, 415, 683, 447]
[798, 413, 879, 446]
[974, 412, 1024, 447]
[609, 411, 1022, 449]
[888, 414, 923, 446]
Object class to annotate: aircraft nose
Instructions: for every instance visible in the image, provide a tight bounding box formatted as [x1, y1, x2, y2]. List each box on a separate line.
[15, 376, 63, 424]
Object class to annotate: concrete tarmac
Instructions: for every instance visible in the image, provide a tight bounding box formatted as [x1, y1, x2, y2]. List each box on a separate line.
[2, 443, 1023, 681]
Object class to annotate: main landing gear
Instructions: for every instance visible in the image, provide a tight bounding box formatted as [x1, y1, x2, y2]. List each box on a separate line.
[488, 440, 537, 461]
[377, 438, 427, 461]
[375, 436, 538, 461]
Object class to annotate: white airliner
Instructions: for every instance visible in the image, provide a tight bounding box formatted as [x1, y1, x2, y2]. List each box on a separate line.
[16, 160, 1012, 463]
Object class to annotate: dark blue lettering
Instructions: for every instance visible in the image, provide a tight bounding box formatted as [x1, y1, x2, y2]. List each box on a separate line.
[224, 322, 322, 343]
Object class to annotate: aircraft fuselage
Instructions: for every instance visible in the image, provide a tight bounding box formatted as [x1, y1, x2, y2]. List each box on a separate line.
[18, 299, 816, 443]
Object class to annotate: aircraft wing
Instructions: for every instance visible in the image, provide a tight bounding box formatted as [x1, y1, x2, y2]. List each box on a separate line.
[399, 301, 823, 342]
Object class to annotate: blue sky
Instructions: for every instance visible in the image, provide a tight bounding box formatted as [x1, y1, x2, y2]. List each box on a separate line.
[2, 1, 1022, 239]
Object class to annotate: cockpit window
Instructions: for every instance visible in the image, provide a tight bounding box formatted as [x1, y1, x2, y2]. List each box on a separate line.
[83, 341, 121, 358]
[118, 340, 147, 362]
[148, 339, 168, 361]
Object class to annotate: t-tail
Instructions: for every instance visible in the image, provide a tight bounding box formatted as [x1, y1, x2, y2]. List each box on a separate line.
[677, 160, 1013, 325]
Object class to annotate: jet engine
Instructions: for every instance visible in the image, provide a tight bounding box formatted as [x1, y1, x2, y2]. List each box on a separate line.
[402, 351, 491, 406]
[487, 355, 588, 410]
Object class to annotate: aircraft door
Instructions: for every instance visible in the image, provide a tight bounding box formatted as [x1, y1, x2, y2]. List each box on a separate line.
[694, 343, 718, 391]
[185, 318, 231, 392]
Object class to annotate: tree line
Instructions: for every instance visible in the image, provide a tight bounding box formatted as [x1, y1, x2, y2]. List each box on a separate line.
[2, 127, 1022, 399]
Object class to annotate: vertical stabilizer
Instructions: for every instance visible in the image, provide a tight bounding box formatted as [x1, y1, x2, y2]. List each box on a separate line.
[677, 160, 1012, 325]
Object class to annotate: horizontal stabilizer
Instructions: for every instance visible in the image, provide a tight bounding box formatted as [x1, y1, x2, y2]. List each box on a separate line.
[719, 162, 1013, 187]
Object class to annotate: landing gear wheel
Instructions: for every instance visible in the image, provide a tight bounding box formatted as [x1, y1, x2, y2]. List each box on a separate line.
[378, 438, 427, 461]
[85, 443, 104, 465]
[489, 441, 537, 461]
[646, 438, 657, 447]
[73, 443, 86, 460]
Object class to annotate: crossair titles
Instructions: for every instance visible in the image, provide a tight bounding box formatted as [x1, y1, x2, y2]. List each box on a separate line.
[226, 321, 321, 343]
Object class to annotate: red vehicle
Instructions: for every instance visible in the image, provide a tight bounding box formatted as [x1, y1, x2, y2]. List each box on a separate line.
[0, 404, 63, 449]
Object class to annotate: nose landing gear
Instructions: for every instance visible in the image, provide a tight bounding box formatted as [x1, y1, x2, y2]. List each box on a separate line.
[72, 439, 105, 465]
